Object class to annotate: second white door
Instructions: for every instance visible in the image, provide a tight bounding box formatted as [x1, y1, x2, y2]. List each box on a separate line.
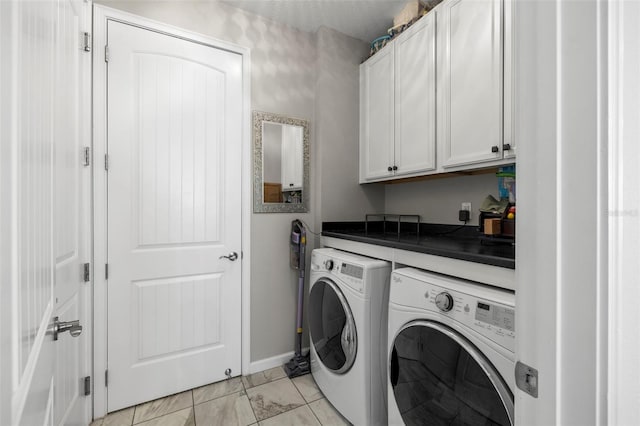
[106, 20, 243, 411]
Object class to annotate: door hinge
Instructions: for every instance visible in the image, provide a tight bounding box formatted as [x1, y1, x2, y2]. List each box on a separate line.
[105, 370, 108, 387]
[104, 154, 109, 171]
[83, 32, 91, 52]
[83, 147, 90, 167]
[104, 45, 109, 63]
[83, 263, 90, 282]
[83, 376, 91, 396]
[105, 264, 109, 280]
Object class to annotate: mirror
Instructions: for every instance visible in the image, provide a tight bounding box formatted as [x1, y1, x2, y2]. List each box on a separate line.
[253, 111, 310, 213]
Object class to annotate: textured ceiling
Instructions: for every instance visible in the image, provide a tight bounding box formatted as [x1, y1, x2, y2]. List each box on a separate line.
[221, 0, 409, 43]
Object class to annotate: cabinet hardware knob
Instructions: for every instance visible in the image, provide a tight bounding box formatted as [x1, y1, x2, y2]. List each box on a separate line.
[503, 143, 511, 150]
[392, 165, 398, 171]
[491, 145, 500, 153]
[387, 166, 393, 172]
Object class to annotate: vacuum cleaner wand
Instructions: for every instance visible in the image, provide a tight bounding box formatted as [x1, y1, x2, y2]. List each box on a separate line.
[284, 219, 311, 378]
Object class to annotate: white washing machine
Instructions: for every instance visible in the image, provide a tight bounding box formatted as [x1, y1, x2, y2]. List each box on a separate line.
[387, 268, 515, 426]
[309, 248, 391, 426]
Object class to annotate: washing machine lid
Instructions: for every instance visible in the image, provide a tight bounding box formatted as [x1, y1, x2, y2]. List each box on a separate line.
[309, 278, 357, 374]
[390, 320, 513, 426]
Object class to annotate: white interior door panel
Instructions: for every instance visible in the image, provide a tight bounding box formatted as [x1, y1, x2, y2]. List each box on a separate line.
[3, 1, 91, 425]
[106, 20, 243, 411]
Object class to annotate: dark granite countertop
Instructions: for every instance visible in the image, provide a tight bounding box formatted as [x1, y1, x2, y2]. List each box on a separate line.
[321, 221, 515, 269]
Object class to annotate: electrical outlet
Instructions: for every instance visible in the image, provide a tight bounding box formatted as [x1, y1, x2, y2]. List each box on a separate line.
[461, 202, 472, 212]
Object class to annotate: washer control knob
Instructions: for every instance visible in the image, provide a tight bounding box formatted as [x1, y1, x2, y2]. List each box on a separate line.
[435, 292, 454, 312]
[324, 259, 334, 271]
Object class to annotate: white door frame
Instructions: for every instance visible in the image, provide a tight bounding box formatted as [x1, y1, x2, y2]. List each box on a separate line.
[91, 5, 252, 418]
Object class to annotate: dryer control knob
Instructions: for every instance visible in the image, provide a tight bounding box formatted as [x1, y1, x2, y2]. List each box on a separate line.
[435, 292, 454, 312]
[324, 259, 334, 271]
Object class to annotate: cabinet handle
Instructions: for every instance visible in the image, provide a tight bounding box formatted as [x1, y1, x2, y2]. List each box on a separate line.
[387, 166, 393, 172]
[392, 165, 398, 171]
[503, 143, 511, 151]
[491, 145, 500, 153]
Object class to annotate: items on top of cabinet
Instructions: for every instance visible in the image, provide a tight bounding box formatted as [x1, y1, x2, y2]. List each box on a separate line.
[369, 35, 392, 56]
[367, 0, 443, 58]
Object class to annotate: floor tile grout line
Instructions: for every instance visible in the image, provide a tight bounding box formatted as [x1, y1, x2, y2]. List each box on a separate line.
[242, 375, 260, 424]
[191, 388, 196, 426]
[132, 391, 193, 425]
[307, 401, 323, 426]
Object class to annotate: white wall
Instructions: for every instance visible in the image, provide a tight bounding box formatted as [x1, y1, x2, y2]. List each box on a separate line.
[314, 26, 385, 227]
[384, 173, 498, 226]
[100, 0, 318, 362]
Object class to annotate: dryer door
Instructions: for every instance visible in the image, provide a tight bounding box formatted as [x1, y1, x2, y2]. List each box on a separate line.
[309, 278, 357, 374]
[390, 321, 513, 426]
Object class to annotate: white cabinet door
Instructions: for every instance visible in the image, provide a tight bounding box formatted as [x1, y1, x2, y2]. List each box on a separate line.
[394, 12, 437, 176]
[281, 124, 303, 190]
[440, 0, 504, 168]
[360, 45, 395, 182]
[503, 0, 515, 160]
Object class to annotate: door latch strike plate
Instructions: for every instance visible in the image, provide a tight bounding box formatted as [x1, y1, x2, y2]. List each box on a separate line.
[83, 147, 90, 166]
[84, 376, 91, 396]
[515, 361, 539, 398]
[83, 263, 90, 282]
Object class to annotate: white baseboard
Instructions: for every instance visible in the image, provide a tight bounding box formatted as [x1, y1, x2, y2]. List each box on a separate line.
[248, 347, 310, 375]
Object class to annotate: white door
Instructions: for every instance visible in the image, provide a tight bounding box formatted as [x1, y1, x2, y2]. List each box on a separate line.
[4, 1, 91, 425]
[53, 0, 92, 425]
[360, 44, 395, 182]
[106, 20, 243, 411]
[394, 12, 437, 176]
[440, 0, 503, 168]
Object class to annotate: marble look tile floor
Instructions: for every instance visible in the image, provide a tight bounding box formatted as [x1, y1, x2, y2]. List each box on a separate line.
[90, 367, 351, 426]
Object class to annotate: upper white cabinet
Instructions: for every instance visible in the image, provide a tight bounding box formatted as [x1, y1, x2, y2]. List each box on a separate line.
[360, 43, 395, 181]
[359, 0, 513, 182]
[438, 0, 508, 168]
[360, 13, 437, 182]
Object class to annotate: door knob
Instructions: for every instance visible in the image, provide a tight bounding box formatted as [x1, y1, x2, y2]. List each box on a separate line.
[219, 252, 238, 261]
[51, 316, 83, 341]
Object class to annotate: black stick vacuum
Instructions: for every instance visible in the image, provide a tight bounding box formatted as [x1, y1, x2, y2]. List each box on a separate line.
[284, 219, 311, 378]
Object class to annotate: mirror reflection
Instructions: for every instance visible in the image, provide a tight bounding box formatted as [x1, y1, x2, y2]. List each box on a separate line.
[263, 122, 303, 204]
[253, 111, 309, 213]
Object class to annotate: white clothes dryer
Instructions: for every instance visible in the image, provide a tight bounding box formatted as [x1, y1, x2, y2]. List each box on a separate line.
[309, 248, 391, 426]
[388, 268, 515, 426]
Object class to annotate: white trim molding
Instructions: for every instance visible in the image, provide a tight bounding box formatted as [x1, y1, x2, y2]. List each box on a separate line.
[248, 348, 310, 375]
[515, 0, 608, 424]
[608, 1, 640, 424]
[92, 5, 251, 418]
